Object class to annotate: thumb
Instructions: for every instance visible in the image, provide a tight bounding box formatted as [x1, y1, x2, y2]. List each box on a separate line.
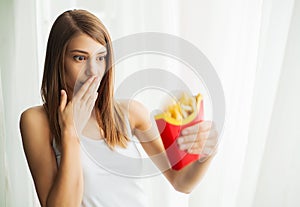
[59, 90, 67, 111]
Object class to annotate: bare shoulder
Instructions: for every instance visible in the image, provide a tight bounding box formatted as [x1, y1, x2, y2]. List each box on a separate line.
[21, 105, 47, 118]
[20, 105, 51, 143]
[117, 99, 151, 131]
[20, 105, 49, 129]
[19, 105, 58, 206]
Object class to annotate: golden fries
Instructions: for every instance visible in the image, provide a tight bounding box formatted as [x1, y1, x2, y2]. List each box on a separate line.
[164, 92, 199, 121]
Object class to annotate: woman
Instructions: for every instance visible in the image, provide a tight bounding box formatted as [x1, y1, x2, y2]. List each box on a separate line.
[19, 9, 218, 207]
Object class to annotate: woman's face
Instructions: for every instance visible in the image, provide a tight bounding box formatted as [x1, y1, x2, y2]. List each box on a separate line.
[64, 33, 107, 95]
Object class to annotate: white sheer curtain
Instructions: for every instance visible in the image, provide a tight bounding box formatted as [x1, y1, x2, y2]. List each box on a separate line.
[0, 68, 7, 206]
[184, 0, 297, 207]
[0, 0, 40, 206]
[1, 0, 299, 207]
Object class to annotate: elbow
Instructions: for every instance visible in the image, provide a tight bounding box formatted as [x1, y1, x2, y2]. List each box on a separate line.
[175, 186, 192, 194]
[170, 171, 193, 194]
[173, 183, 192, 194]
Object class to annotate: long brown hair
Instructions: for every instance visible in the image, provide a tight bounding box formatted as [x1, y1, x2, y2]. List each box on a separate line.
[41, 9, 130, 151]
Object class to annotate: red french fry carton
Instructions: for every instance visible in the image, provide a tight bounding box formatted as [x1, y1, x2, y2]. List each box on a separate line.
[154, 93, 205, 170]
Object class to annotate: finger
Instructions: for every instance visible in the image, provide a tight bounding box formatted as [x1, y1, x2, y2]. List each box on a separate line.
[188, 141, 216, 153]
[177, 132, 205, 144]
[177, 134, 198, 144]
[181, 120, 212, 135]
[178, 129, 217, 146]
[200, 145, 218, 156]
[187, 145, 205, 154]
[94, 77, 101, 92]
[186, 140, 216, 151]
[59, 90, 67, 112]
[74, 76, 95, 100]
[82, 77, 100, 103]
[186, 144, 205, 154]
[87, 92, 98, 112]
[184, 136, 219, 153]
[177, 130, 214, 144]
[178, 137, 207, 150]
[203, 138, 218, 147]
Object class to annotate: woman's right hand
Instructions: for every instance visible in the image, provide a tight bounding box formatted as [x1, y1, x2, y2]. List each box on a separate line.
[58, 76, 100, 144]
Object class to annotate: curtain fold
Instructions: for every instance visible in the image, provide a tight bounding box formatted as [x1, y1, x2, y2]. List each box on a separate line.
[0, 68, 8, 207]
[251, 1, 300, 206]
[235, 0, 295, 206]
[0, 0, 41, 206]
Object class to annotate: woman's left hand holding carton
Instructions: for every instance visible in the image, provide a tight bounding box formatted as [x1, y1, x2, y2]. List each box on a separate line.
[177, 120, 219, 161]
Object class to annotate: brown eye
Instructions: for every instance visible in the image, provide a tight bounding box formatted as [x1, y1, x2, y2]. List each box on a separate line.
[97, 55, 106, 61]
[73, 55, 86, 61]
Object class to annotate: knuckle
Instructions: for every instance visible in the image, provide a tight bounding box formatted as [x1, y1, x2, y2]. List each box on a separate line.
[189, 134, 197, 141]
[204, 131, 210, 138]
[193, 142, 200, 149]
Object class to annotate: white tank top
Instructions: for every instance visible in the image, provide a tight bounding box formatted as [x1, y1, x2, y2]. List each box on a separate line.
[52, 114, 149, 207]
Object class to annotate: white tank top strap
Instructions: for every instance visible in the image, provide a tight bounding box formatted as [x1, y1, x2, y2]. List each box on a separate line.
[123, 111, 146, 158]
[52, 138, 61, 166]
[123, 110, 134, 137]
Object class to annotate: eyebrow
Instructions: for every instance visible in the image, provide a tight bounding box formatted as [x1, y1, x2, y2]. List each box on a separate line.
[70, 49, 107, 55]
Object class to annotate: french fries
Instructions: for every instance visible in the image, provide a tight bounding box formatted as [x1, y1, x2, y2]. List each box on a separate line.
[163, 92, 200, 121]
[154, 91, 204, 170]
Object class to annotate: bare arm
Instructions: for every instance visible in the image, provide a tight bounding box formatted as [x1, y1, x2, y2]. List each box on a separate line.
[20, 107, 83, 207]
[125, 100, 217, 194]
[170, 152, 216, 193]
[46, 130, 83, 207]
[20, 76, 100, 206]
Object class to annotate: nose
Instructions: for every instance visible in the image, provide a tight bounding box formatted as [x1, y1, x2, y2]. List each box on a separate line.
[85, 59, 98, 77]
